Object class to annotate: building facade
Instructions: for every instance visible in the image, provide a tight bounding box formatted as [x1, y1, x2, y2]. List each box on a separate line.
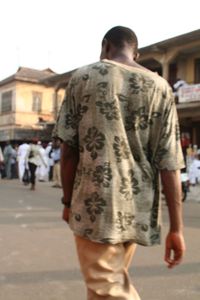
[138, 29, 200, 147]
[1, 30, 199, 149]
[0, 67, 65, 146]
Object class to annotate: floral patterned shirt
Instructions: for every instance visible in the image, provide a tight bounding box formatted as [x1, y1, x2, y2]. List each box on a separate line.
[54, 59, 185, 246]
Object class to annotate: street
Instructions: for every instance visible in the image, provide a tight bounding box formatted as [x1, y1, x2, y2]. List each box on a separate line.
[0, 179, 199, 300]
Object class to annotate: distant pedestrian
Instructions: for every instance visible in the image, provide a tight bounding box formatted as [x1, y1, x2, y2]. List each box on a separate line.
[17, 141, 30, 181]
[3, 141, 13, 179]
[0, 146, 4, 179]
[36, 142, 49, 182]
[173, 78, 188, 102]
[51, 139, 62, 188]
[11, 144, 18, 179]
[189, 155, 200, 186]
[25, 138, 47, 190]
[45, 142, 54, 181]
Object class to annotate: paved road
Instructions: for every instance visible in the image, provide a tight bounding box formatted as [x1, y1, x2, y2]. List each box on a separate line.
[0, 179, 199, 300]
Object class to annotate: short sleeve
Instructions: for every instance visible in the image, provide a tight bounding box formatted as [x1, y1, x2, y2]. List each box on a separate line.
[52, 82, 78, 148]
[153, 86, 185, 170]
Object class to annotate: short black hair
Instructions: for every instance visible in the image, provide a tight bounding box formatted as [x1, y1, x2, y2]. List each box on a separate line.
[103, 26, 138, 51]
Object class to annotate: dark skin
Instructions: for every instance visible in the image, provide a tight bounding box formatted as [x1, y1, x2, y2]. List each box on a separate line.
[100, 39, 142, 69]
[61, 38, 185, 269]
[61, 143, 79, 222]
[160, 170, 185, 268]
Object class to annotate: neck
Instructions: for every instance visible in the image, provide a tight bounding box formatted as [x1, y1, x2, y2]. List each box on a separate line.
[111, 54, 134, 65]
[108, 54, 144, 70]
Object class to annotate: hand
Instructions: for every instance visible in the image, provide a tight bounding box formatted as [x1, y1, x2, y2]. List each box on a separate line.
[165, 231, 186, 269]
[62, 206, 70, 223]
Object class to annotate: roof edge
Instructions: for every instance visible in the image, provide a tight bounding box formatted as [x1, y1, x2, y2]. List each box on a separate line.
[139, 28, 200, 52]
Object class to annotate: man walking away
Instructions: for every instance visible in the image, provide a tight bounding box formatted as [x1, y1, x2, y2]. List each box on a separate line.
[54, 26, 186, 300]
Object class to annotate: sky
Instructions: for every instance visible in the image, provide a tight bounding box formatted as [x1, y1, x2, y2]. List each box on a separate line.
[0, 0, 200, 80]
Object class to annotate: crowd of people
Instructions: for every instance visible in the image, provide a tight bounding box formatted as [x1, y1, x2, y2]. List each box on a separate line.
[1, 138, 200, 189]
[185, 144, 200, 186]
[0, 138, 62, 190]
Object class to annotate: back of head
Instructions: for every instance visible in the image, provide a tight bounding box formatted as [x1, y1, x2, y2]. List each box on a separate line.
[31, 137, 39, 145]
[103, 26, 138, 51]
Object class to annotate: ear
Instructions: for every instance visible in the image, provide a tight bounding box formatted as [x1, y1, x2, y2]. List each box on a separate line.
[100, 39, 109, 60]
[133, 52, 140, 61]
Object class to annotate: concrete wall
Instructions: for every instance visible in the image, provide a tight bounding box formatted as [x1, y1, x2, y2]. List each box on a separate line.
[15, 82, 64, 123]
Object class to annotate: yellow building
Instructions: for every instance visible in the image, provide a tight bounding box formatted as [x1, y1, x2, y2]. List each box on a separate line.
[0, 67, 65, 144]
[138, 29, 200, 146]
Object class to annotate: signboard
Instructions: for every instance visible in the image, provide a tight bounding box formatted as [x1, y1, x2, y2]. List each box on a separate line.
[178, 84, 200, 103]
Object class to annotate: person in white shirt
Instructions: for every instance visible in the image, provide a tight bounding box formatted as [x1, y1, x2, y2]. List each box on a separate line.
[17, 141, 30, 181]
[173, 78, 188, 102]
[189, 155, 200, 186]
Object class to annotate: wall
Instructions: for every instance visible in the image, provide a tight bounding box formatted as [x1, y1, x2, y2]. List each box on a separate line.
[14, 81, 64, 127]
[0, 79, 65, 141]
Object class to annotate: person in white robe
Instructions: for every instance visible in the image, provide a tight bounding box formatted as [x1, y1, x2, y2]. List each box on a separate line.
[189, 156, 200, 186]
[36, 142, 49, 182]
[0, 146, 4, 179]
[45, 142, 54, 181]
[17, 142, 30, 181]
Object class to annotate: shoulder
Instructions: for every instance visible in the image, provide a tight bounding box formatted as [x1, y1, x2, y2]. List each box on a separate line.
[138, 67, 170, 89]
[142, 69, 173, 99]
[70, 61, 109, 79]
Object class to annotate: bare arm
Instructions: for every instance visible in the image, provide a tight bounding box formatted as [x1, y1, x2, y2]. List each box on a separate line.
[60, 142, 79, 223]
[160, 169, 186, 268]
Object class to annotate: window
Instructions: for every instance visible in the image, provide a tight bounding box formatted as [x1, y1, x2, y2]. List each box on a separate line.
[57, 94, 62, 107]
[1, 91, 12, 113]
[52, 93, 56, 112]
[52, 93, 62, 112]
[195, 58, 200, 83]
[32, 92, 42, 112]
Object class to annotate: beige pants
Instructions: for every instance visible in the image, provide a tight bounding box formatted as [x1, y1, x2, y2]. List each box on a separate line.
[53, 162, 61, 186]
[75, 235, 141, 300]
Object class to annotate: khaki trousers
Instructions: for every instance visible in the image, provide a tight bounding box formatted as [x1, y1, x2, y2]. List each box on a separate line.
[53, 162, 61, 186]
[75, 235, 141, 300]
